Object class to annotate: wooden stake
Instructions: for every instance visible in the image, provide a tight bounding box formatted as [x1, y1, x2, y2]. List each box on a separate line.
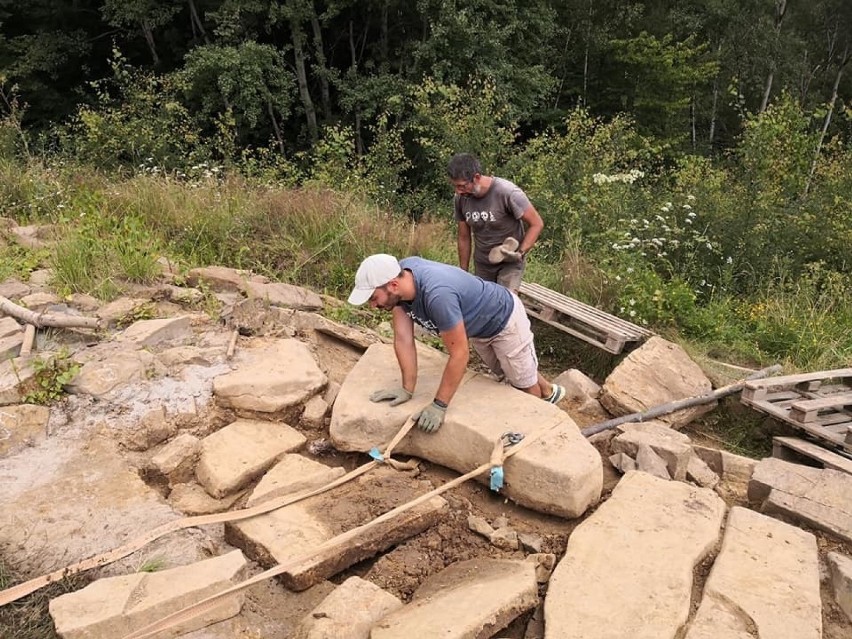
[20, 324, 35, 356]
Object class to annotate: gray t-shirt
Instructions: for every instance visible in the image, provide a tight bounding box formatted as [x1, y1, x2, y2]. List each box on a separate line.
[453, 177, 532, 268]
[398, 257, 513, 338]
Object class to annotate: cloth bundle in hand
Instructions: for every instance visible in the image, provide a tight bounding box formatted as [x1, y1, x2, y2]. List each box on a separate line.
[488, 237, 522, 264]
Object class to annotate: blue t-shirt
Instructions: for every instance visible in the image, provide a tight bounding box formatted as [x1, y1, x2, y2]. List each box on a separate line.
[398, 257, 513, 338]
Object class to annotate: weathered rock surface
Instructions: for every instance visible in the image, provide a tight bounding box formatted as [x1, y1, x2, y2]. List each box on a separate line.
[300, 394, 329, 429]
[146, 432, 201, 486]
[196, 419, 306, 498]
[612, 421, 693, 480]
[693, 444, 756, 483]
[243, 280, 323, 311]
[372, 558, 538, 639]
[686, 454, 720, 488]
[0, 316, 23, 338]
[291, 576, 402, 639]
[95, 297, 151, 325]
[0, 403, 50, 457]
[634, 442, 671, 479]
[330, 344, 602, 518]
[0, 278, 31, 299]
[749, 457, 852, 543]
[685, 507, 821, 639]
[599, 336, 714, 428]
[828, 552, 852, 622]
[0, 356, 35, 405]
[118, 315, 193, 347]
[544, 471, 725, 639]
[67, 350, 159, 398]
[213, 338, 327, 412]
[49, 550, 248, 639]
[169, 482, 243, 515]
[187, 265, 252, 292]
[226, 469, 448, 590]
[246, 453, 345, 507]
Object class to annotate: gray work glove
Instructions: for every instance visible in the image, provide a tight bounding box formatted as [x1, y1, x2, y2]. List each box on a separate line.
[499, 246, 523, 262]
[413, 401, 447, 433]
[369, 387, 412, 406]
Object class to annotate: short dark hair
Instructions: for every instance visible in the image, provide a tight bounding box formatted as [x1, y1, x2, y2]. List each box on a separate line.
[447, 153, 482, 181]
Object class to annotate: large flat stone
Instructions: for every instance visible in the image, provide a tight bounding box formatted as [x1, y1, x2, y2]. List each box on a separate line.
[292, 576, 402, 639]
[544, 471, 726, 639]
[196, 419, 306, 498]
[246, 454, 346, 507]
[49, 550, 247, 639]
[693, 444, 756, 483]
[330, 344, 602, 518]
[225, 469, 448, 590]
[600, 336, 714, 428]
[117, 315, 192, 347]
[0, 356, 35, 405]
[243, 280, 323, 311]
[828, 552, 852, 622]
[0, 403, 50, 457]
[213, 338, 327, 412]
[685, 507, 820, 639]
[612, 421, 693, 480]
[373, 559, 537, 639]
[66, 350, 158, 398]
[749, 457, 852, 543]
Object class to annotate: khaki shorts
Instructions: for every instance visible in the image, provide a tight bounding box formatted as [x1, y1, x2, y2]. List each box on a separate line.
[474, 261, 525, 293]
[470, 292, 538, 389]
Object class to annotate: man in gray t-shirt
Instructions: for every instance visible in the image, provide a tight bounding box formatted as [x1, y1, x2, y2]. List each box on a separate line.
[448, 153, 544, 292]
[347, 254, 565, 434]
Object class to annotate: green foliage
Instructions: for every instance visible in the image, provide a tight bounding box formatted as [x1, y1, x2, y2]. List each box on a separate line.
[0, 242, 49, 281]
[22, 350, 80, 405]
[116, 302, 157, 329]
[50, 190, 161, 299]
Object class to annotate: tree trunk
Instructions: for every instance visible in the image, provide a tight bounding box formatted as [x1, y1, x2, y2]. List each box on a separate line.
[267, 98, 285, 155]
[349, 20, 363, 155]
[290, 18, 318, 141]
[141, 19, 159, 66]
[805, 45, 850, 196]
[187, 0, 209, 44]
[759, 0, 787, 112]
[708, 42, 722, 149]
[309, 8, 332, 119]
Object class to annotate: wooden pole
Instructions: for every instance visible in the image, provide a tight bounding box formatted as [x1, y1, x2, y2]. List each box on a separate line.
[19, 324, 36, 356]
[581, 364, 783, 437]
[0, 296, 100, 329]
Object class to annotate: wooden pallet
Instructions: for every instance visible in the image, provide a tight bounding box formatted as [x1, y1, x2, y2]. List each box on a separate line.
[518, 282, 655, 354]
[772, 436, 852, 475]
[741, 368, 852, 452]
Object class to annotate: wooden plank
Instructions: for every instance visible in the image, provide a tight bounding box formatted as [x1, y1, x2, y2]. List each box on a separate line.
[519, 283, 654, 338]
[525, 309, 620, 354]
[789, 392, 852, 423]
[744, 368, 852, 391]
[772, 437, 852, 475]
[746, 399, 846, 446]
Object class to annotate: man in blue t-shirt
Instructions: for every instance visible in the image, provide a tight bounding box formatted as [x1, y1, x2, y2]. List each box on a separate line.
[348, 254, 565, 433]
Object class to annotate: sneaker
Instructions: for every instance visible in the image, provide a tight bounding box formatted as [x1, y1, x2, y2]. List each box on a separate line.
[546, 384, 566, 404]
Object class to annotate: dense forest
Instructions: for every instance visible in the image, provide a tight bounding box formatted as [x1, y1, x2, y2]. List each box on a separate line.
[0, 0, 851, 370]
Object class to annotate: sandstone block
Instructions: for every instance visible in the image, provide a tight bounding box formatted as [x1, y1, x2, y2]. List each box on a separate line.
[118, 315, 192, 348]
[67, 351, 157, 398]
[292, 576, 402, 639]
[330, 344, 602, 518]
[613, 421, 693, 480]
[0, 403, 50, 457]
[246, 454, 346, 507]
[49, 550, 247, 639]
[213, 339, 327, 412]
[685, 507, 820, 639]
[693, 444, 756, 483]
[600, 336, 714, 428]
[197, 419, 306, 498]
[544, 471, 725, 639]
[828, 552, 852, 623]
[301, 395, 329, 429]
[243, 280, 323, 311]
[372, 559, 538, 639]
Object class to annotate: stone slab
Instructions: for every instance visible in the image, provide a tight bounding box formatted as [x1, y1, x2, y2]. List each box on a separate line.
[213, 338, 327, 412]
[0, 357, 35, 405]
[243, 280, 323, 311]
[613, 421, 693, 480]
[0, 403, 50, 457]
[749, 457, 852, 543]
[225, 469, 448, 590]
[828, 552, 852, 622]
[118, 315, 192, 347]
[0, 316, 23, 339]
[66, 350, 158, 398]
[372, 558, 538, 639]
[246, 454, 346, 507]
[693, 445, 756, 483]
[330, 343, 602, 518]
[292, 576, 402, 639]
[544, 471, 726, 639]
[600, 336, 714, 428]
[49, 550, 247, 639]
[685, 507, 820, 639]
[0, 332, 24, 361]
[196, 419, 306, 498]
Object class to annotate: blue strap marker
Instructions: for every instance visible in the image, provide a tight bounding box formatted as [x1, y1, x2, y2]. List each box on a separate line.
[368, 447, 385, 462]
[490, 466, 504, 491]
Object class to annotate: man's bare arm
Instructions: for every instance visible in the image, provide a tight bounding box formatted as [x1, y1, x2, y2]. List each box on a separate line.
[435, 321, 469, 405]
[457, 221, 472, 271]
[391, 306, 418, 392]
[518, 205, 544, 255]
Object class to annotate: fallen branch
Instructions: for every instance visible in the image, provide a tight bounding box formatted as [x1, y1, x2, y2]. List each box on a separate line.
[0, 295, 101, 330]
[581, 364, 783, 437]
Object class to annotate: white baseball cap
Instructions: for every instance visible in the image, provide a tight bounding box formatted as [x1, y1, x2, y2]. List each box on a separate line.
[348, 254, 401, 305]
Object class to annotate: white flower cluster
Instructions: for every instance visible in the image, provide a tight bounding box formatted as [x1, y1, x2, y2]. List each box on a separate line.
[592, 169, 645, 185]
